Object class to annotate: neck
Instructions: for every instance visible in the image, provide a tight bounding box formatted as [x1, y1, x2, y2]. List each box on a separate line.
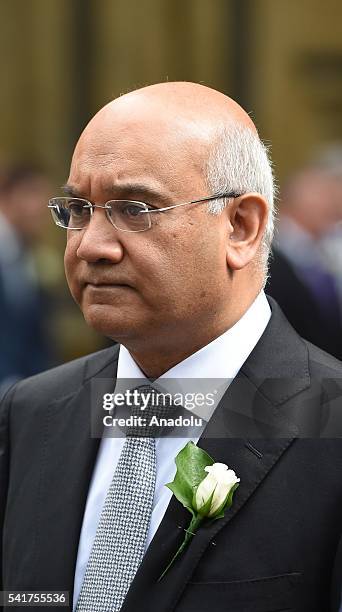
[122, 291, 261, 378]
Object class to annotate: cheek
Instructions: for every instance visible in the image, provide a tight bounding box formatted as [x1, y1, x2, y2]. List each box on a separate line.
[175, 220, 224, 267]
[156, 222, 226, 300]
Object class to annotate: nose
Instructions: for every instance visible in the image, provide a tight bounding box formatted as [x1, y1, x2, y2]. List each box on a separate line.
[75, 208, 124, 264]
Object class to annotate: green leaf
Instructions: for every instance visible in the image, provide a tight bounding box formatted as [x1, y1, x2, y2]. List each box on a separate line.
[166, 442, 214, 515]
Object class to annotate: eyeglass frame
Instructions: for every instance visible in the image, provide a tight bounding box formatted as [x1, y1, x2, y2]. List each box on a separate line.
[47, 191, 242, 233]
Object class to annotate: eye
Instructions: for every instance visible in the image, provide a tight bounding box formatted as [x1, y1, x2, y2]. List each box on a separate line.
[120, 202, 145, 217]
[68, 201, 90, 218]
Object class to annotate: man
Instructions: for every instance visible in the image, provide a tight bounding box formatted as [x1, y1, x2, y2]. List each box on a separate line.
[1, 82, 342, 612]
[0, 163, 55, 397]
[267, 164, 342, 360]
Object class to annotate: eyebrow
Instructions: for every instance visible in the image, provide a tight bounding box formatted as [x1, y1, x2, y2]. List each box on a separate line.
[61, 184, 82, 197]
[61, 182, 165, 204]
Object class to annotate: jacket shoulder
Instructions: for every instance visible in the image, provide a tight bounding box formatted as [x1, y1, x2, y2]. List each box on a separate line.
[304, 340, 342, 378]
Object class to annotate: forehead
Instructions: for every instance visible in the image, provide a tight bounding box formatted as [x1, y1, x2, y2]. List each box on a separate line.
[68, 108, 210, 200]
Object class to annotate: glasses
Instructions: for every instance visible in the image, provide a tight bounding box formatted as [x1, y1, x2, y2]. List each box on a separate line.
[48, 191, 241, 233]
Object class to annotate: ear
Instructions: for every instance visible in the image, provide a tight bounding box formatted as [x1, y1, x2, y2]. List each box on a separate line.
[225, 193, 269, 270]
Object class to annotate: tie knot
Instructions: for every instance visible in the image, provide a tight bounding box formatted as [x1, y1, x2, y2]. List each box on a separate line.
[126, 384, 177, 438]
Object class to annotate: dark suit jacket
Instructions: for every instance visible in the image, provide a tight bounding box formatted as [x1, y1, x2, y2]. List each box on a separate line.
[1, 299, 342, 612]
[267, 248, 342, 361]
[0, 257, 55, 395]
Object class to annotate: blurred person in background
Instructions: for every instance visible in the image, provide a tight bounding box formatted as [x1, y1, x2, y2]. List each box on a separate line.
[312, 145, 342, 300]
[267, 159, 342, 360]
[0, 163, 56, 397]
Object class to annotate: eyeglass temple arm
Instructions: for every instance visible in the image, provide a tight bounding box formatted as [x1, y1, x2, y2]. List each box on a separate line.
[144, 192, 241, 214]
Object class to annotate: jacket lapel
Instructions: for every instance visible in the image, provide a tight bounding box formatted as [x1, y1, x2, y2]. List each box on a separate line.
[121, 437, 295, 612]
[32, 348, 119, 595]
[121, 300, 311, 612]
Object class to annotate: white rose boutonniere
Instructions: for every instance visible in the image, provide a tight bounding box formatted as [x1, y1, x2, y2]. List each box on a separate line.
[194, 462, 240, 517]
[159, 441, 240, 580]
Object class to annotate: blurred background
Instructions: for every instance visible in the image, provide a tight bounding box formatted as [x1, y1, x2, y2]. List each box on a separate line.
[0, 0, 341, 393]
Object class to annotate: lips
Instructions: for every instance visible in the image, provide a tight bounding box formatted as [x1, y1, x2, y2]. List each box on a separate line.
[84, 278, 132, 288]
[86, 282, 131, 289]
[85, 283, 132, 292]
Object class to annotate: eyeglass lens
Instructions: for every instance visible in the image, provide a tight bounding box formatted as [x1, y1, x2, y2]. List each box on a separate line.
[50, 198, 151, 232]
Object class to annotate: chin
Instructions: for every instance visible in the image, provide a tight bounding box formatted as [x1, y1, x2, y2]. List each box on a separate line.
[82, 303, 143, 342]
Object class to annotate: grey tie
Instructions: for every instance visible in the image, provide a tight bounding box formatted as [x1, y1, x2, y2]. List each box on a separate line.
[76, 386, 157, 612]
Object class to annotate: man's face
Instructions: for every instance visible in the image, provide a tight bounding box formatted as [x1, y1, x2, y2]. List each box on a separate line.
[64, 109, 230, 349]
[4, 176, 51, 243]
[288, 171, 342, 238]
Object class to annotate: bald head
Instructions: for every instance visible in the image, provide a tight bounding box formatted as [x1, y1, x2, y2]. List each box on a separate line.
[67, 81, 273, 272]
[86, 81, 256, 139]
[70, 82, 261, 203]
[73, 83, 256, 176]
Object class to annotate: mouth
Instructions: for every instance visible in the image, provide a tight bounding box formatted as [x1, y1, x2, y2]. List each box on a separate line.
[87, 281, 128, 286]
[84, 282, 133, 292]
[86, 282, 132, 289]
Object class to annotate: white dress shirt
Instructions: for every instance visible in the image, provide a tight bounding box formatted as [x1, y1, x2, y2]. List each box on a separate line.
[73, 290, 271, 608]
